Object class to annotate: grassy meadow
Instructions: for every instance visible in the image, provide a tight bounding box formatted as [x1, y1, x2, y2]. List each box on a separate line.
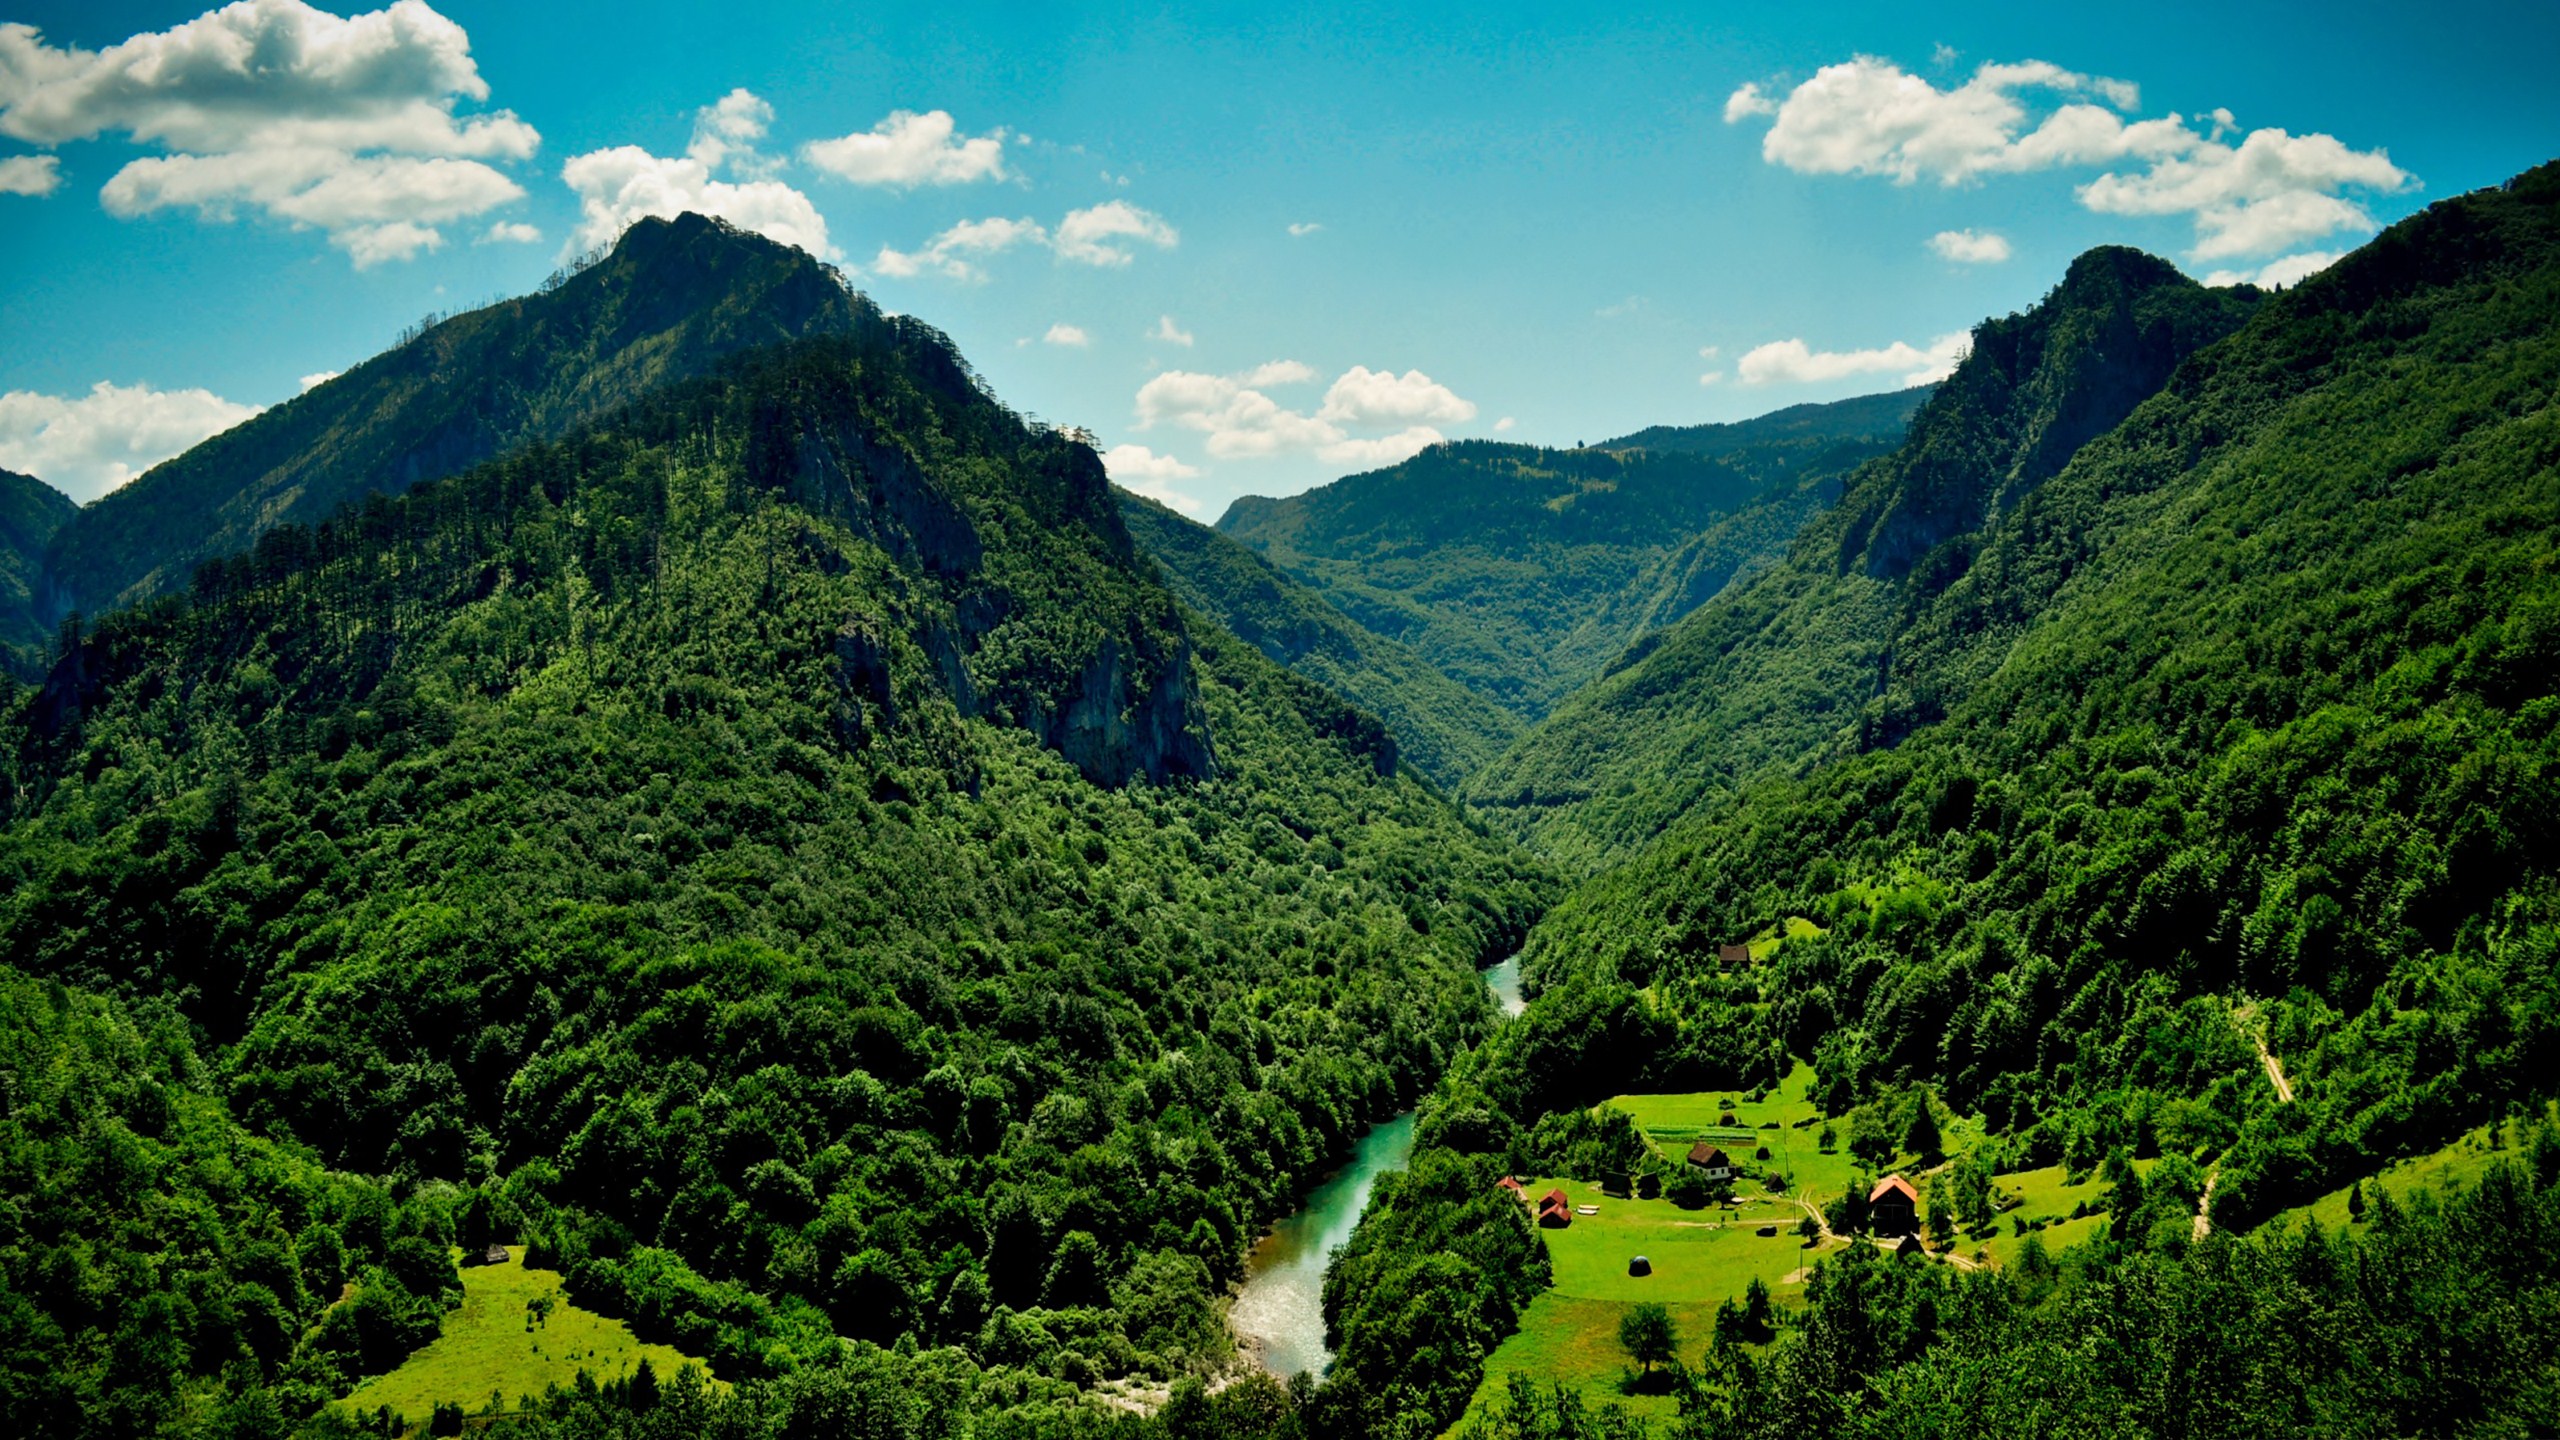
[337, 1247, 716, 1429]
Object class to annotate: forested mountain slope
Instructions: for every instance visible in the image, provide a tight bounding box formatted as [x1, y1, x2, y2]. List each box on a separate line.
[0, 466, 75, 671]
[1119, 489, 1522, 787]
[1521, 165, 2560, 1226]
[1318, 170, 2560, 1440]
[38, 213, 862, 620]
[1214, 390, 1915, 722]
[1600, 385, 1929, 456]
[1471, 248, 2262, 868]
[0, 239, 1548, 1435]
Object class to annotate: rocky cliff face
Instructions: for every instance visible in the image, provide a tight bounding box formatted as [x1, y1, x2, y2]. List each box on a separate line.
[1839, 247, 2260, 584]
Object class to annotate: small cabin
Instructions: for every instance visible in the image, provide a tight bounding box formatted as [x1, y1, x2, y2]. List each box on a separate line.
[1686, 1143, 1734, 1181]
[1496, 1175, 1525, 1197]
[480, 1243, 510, 1266]
[1717, 943, 1753, 969]
[1869, 1174, 1920, 1237]
[1537, 1188, 1572, 1228]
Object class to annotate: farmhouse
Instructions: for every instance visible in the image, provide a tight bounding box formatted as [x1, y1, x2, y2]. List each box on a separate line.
[1537, 1188, 1572, 1228]
[1869, 1174, 1920, 1237]
[1685, 1143, 1734, 1181]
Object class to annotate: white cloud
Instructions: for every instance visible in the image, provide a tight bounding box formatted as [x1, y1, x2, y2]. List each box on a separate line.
[1151, 314, 1194, 347]
[1317, 427, 1441, 468]
[1735, 330, 1971, 387]
[1723, 83, 1777, 123]
[1494, 416, 1516, 432]
[0, 1, 538, 262]
[1698, 371, 1725, 387]
[1135, 361, 1466, 466]
[2079, 127, 2409, 259]
[299, 370, 339, 391]
[1727, 55, 2409, 259]
[0, 379, 261, 502]
[1287, 221, 1322, 236]
[803, 109, 1005, 187]
[873, 215, 1046, 281]
[875, 202, 1179, 282]
[2203, 249, 2344, 289]
[1316, 366, 1476, 426]
[1929, 227, 2012, 263]
[479, 219, 539, 243]
[1055, 200, 1177, 266]
[1043, 323, 1090, 348]
[561, 89, 831, 259]
[1102, 443, 1206, 514]
[0, 153, 59, 195]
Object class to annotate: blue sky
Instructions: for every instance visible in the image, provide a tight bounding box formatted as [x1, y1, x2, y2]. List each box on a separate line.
[3, 1, 2556, 518]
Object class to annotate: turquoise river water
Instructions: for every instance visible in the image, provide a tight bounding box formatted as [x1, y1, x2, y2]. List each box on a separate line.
[1227, 957, 1523, 1377]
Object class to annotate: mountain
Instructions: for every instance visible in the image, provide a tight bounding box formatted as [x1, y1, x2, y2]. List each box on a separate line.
[1519, 168, 2560, 1218]
[0, 224, 1549, 1434]
[1321, 165, 2560, 1440]
[1214, 389, 1917, 724]
[1118, 489, 1522, 787]
[36, 212, 863, 621]
[1601, 384, 1930, 455]
[1468, 247, 2262, 868]
[0, 467, 75, 672]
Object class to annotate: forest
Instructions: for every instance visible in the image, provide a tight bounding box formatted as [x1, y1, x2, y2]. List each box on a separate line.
[1, 150, 2556, 1440]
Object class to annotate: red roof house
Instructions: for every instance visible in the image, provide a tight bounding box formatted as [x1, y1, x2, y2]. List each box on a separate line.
[1869, 1174, 1920, 1237]
[1537, 1188, 1571, 1228]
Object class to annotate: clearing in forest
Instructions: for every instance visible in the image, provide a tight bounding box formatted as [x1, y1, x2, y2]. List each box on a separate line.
[336, 1246, 718, 1428]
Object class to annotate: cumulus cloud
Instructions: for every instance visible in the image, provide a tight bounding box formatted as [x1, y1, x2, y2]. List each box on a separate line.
[0, 1, 538, 262]
[479, 219, 539, 243]
[1150, 314, 1194, 346]
[873, 215, 1046, 281]
[874, 201, 1178, 282]
[1055, 200, 1177, 266]
[562, 88, 832, 259]
[1134, 361, 1466, 467]
[1735, 330, 1971, 387]
[1317, 366, 1477, 426]
[1494, 416, 1516, 432]
[804, 108, 1005, 186]
[299, 370, 339, 391]
[2203, 249, 2344, 289]
[1929, 227, 2012, 263]
[0, 379, 261, 502]
[0, 153, 59, 195]
[1043, 323, 1090, 347]
[1102, 443, 1207, 515]
[1727, 55, 2410, 259]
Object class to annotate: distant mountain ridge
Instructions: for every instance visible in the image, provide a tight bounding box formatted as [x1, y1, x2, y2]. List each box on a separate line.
[38, 213, 863, 621]
[1214, 389, 1917, 725]
[1468, 246, 2262, 867]
[1119, 489, 1522, 786]
[0, 468, 75, 672]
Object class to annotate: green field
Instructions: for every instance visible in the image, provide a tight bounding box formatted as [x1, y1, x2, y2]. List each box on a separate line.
[338, 1247, 717, 1428]
[1456, 1175, 1818, 1429]
[2269, 1105, 2554, 1235]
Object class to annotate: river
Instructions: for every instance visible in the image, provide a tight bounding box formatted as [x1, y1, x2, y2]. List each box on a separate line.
[1228, 956, 1521, 1377]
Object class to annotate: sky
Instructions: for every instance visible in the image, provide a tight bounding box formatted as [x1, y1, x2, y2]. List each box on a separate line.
[3, 1, 2556, 521]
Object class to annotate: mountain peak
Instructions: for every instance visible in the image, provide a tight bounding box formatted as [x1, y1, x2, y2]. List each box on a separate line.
[1836, 244, 2259, 580]
[37, 214, 864, 621]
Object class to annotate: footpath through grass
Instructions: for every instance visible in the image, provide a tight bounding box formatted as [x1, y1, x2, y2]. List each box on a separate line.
[338, 1246, 716, 1429]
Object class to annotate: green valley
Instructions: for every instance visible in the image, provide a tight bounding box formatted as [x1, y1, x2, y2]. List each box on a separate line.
[3, 116, 2557, 1440]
